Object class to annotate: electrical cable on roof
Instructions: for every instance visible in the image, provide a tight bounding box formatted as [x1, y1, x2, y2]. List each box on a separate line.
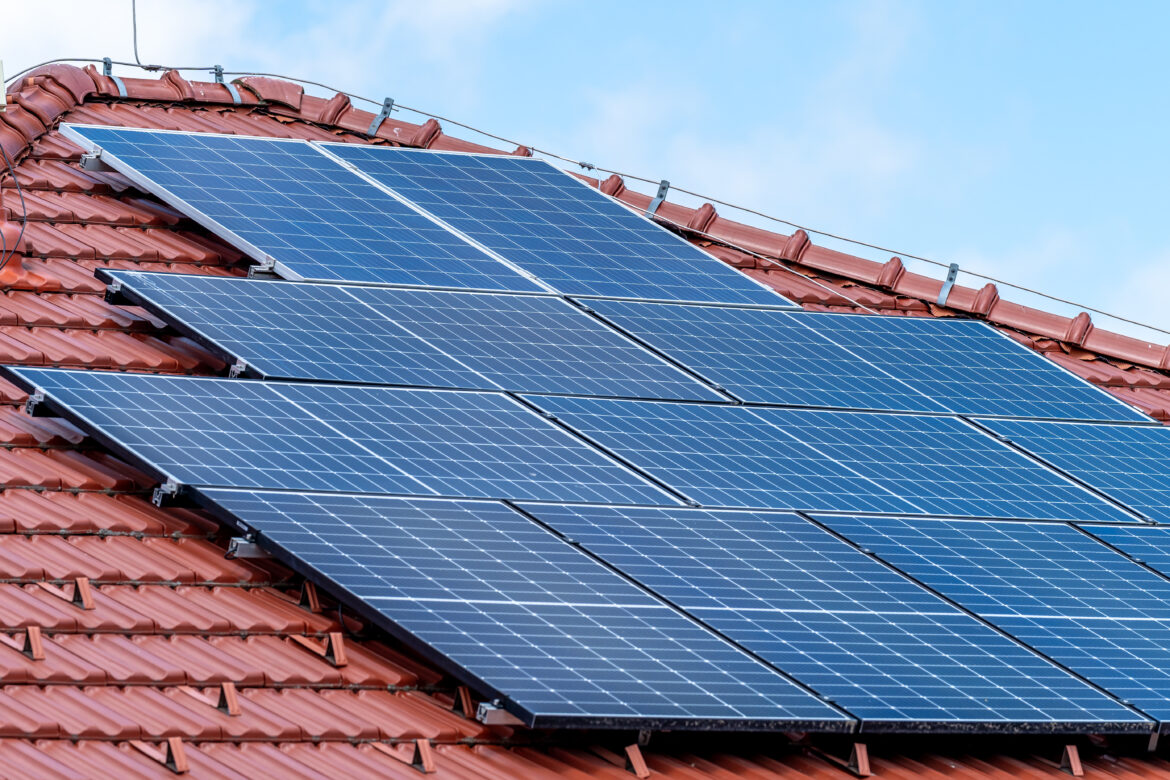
[0, 143, 28, 272]
[4, 57, 1168, 339]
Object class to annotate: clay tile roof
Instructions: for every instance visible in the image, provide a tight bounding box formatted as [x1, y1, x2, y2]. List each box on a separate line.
[0, 63, 1165, 777]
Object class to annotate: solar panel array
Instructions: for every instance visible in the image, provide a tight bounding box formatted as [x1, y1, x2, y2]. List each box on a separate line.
[22, 123, 1169, 734]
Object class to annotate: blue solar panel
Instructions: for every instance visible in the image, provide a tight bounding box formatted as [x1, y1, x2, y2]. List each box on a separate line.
[100, 271, 491, 388]
[979, 418, 1170, 522]
[322, 144, 792, 306]
[521, 396, 917, 513]
[62, 125, 542, 290]
[753, 408, 1132, 521]
[798, 314, 1147, 422]
[268, 383, 674, 504]
[518, 504, 1142, 726]
[196, 491, 846, 728]
[340, 285, 722, 400]
[821, 514, 1170, 719]
[10, 368, 671, 505]
[9, 368, 431, 494]
[101, 270, 719, 400]
[586, 299, 948, 412]
[1083, 525, 1170, 575]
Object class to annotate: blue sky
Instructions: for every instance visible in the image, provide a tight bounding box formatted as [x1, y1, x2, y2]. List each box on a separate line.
[11, 1, 1170, 340]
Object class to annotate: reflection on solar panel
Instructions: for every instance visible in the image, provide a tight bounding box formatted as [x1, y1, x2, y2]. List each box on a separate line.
[340, 285, 722, 399]
[10, 368, 432, 494]
[62, 125, 542, 290]
[518, 504, 1139, 726]
[753, 408, 1131, 521]
[101, 271, 491, 388]
[822, 514, 1170, 719]
[522, 396, 917, 513]
[586, 299, 948, 412]
[1084, 524, 1170, 576]
[979, 418, 1170, 522]
[197, 490, 849, 729]
[266, 384, 674, 504]
[323, 144, 791, 306]
[10, 368, 671, 505]
[102, 270, 719, 400]
[799, 314, 1148, 422]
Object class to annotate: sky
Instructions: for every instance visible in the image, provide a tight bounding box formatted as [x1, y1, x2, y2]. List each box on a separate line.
[7, 0, 1170, 342]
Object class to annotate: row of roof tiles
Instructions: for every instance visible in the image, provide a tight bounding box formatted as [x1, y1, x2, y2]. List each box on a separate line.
[0, 63, 1166, 778]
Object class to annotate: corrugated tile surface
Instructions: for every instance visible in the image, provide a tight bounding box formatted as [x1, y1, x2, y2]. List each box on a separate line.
[0, 63, 1165, 776]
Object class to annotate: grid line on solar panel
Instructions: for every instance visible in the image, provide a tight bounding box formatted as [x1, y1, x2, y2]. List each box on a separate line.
[583, 299, 950, 412]
[62, 125, 544, 291]
[9, 368, 674, 505]
[197, 489, 850, 728]
[795, 314, 1148, 422]
[1081, 525, 1170, 577]
[751, 408, 1133, 521]
[978, 418, 1170, 522]
[319, 143, 793, 306]
[11, 368, 433, 495]
[819, 514, 1170, 719]
[516, 503, 1142, 725]
[520, 395, 920, 514]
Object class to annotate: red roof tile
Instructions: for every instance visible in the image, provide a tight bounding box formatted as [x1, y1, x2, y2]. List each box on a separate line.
[0, 62, 1165, 777]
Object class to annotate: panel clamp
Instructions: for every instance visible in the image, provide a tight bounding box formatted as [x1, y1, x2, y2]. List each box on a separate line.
[645, 180, 670, 216]
[476, 700, 524, 725]
[79, 150, 114, 173]
[24, 389, 45, 416]
[936, 262, 960, 306]
[228, 359, 247, 378]
[368, 97, 396, 137]
[226, 536, 269, 560]
[102, 58, 128, 98]
[248, 257, 276, 277]
[152, 479, 181, 507]
[212, 65, 242, 105]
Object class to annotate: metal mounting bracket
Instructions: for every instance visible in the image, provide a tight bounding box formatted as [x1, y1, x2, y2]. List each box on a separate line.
[475, 701, 524, 726]
[247, 257, 276, 277]
[645, 179, 670, 216]
[24, 389, 45, 416]
[368, 97, 396, 136]
[152, 479, 181, 507]
[102, 58, 128, 98]
[228, 359, 247, 378]
[79, 150, 114, 173]
[212, 65, 242, 105]
[226, 536, 270, 560]
[936, 262, 960, 306]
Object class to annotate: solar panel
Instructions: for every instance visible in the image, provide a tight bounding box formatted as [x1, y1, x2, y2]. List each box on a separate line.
[1082, 524, 1170, 575]
[340, 285, 723, 400]
[322, 144, 793, 306]
[978, 418, 1170, 522]
[521, 396, 918, 513]
[265, 383, 675, 504]
[798, 314, 1148, 422]
[585, 299, 948, 412]
[8, 368, 432, 495]
[101, 270, 720, 400]
[100, 270, 493, 389]
[518, 503, 1144, 727]
[61, 125, 543, 291]
[752, 408, 1132, 521]
[820, 514, 1170, 719]
[9, 368, 672, 505]
[196, 490, 850, 729]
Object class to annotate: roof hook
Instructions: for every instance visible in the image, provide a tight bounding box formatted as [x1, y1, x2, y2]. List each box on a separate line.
[368, 97, 396, 137]
[936, 262, 960, 306]
[102, 57, 128, 98]
[646, 179, 670, 216]
[212, 65, 242, 105]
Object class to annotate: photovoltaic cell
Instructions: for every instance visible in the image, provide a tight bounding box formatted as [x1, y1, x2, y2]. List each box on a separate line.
[979, 418, 1170, 522]
[10, 368, 671, 505]
[522, 396, 917, 513]
[518, 503, 1142, 726]
[799, 314, 1148, 422]
[62, 125, 542, 290]
[340, 285, 722, 399]
[196, 491, 847, 728]
[752, 408, 1132, 521]
[323, 144, 792, 306]
[102, 270, 719, 400]
[269, 384, 674, 504]
[100, 271, 491, 388]
[585, 299, 948, 412]
[822, 514, 1170, 719]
